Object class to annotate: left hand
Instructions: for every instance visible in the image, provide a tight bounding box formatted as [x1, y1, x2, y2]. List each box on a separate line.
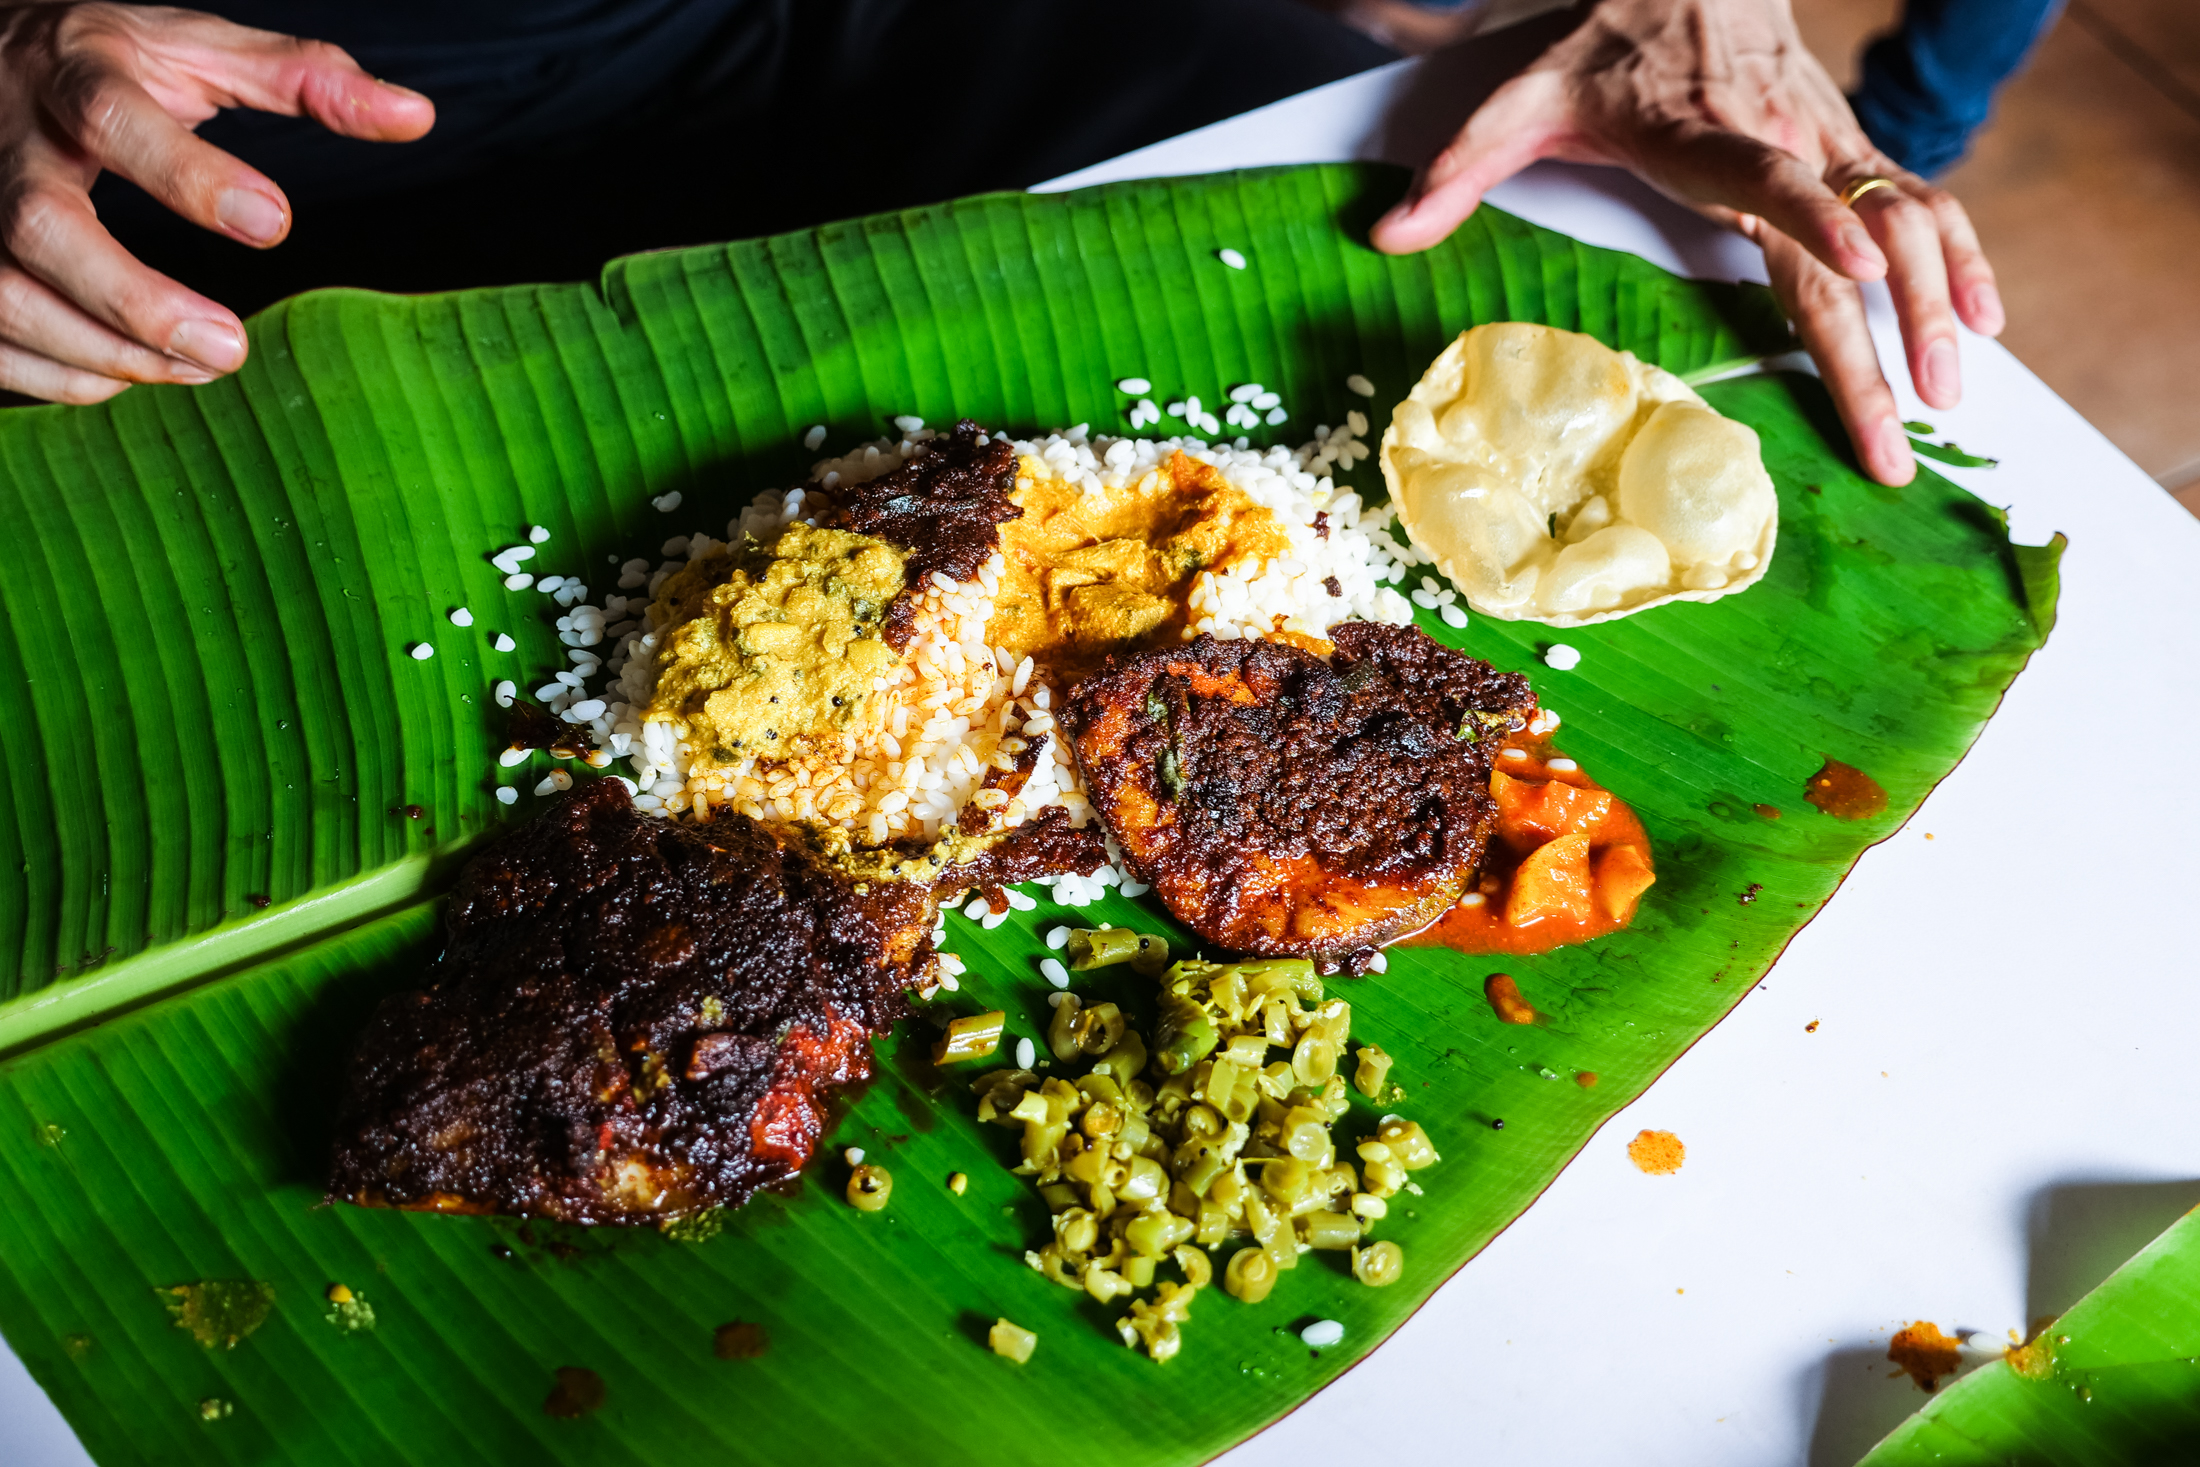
[1368, 0, 2004, 487]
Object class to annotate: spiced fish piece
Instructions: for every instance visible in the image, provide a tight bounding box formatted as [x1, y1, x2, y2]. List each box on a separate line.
[328, 779, 1099, 1224]
[1065, 623, 1535, 961]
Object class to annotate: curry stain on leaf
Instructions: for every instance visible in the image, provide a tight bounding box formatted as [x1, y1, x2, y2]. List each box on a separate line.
[659, 1209, 726, 1244]
[543, 1366, 606, 1419]
[1804, 759, 1888, 821]
[159, 1281, 274, 1350]
[714, 1321, 770, 1360]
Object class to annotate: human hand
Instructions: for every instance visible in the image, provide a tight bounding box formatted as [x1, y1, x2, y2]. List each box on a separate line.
[0, 3, 432, 402]
[1368, 0, 2003, 487]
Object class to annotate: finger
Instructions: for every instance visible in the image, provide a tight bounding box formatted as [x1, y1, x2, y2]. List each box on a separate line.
[40, 63, 293, 246]
[0, 337, 133, 404]
[1624, 125, 1888, 283]
[0, 259, 215, 383]
[1757, 226, 1913, 487]
[0, 161, 247, 374]
[1846, 182, 1960, 410]
[1908, 175, 2003, 337]
[1371, 71, 1567, 255]
[147, 28, 434, 143]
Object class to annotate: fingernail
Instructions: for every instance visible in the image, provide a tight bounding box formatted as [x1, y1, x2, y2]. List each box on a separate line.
[169, 319, 246, 374]
[216, 188, 286, 245]
[1873, 418, 1913, 483]
[1923, 339, 1959, 403]
[1972, 286, 2005, 335]
[170, 367, 217, 386]
[1840, 224, 1883, 272]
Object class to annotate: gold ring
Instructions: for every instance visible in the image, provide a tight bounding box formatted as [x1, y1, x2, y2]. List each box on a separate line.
[1838, 176, 1899, 209]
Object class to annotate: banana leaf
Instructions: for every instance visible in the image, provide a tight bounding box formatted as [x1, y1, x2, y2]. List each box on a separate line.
[0, 164, 2059, 1466]
[1860, 1208, 2200, 1464]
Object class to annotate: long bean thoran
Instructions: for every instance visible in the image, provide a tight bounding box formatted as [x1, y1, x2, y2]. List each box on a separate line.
[974, 948, 1437, 1361]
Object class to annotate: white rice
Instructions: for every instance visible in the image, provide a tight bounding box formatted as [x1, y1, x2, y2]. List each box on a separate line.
[503, 417, 1437, 907]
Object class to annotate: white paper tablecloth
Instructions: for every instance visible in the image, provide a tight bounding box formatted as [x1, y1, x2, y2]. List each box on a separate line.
[8, 43, 2198, 1467]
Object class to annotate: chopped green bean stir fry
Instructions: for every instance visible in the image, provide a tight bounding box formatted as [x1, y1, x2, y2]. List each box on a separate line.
[933, 1010, 1006, 1065]
[1064, 926, 1172, 976]
[972, 945, 1438, 1361]
[989, 1318, 1038, 1364]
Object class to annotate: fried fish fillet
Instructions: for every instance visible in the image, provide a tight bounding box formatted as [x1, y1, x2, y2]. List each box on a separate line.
[328, 778, 1100, 1224]
[1064, 623, 1534, 960]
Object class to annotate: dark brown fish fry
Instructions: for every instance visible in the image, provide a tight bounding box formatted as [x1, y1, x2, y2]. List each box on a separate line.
[1064, 623, 1534, 959]
[328, 779, 1099, 1224]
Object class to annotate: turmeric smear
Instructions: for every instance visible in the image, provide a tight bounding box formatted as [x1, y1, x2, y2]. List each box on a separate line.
[2005, 1324, 2059, 1381]
[1483, 973, 1537, 1025]
[1887, 1321, 1962, 1391]
[1627, 1129, 1684, 1175]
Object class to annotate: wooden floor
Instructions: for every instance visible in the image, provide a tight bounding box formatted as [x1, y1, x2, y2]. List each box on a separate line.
[1795, 0, 2200, 517]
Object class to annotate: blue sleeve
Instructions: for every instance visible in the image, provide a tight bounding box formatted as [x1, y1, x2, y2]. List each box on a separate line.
[1848, 0, 2064, 176]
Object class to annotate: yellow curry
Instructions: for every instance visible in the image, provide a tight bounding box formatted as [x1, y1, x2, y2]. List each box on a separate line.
[991, 451, 1290, 674]
[645, 449, 1293, 770]
[646, 523, 908, 763]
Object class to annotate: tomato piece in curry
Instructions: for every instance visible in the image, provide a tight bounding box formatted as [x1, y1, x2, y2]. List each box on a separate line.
[1404, 732, 1655, 956]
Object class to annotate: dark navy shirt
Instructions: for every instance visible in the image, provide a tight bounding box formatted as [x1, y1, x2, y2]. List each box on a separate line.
[185, 0, 786, 199]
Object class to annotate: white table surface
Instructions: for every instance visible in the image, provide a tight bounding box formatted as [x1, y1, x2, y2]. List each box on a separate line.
[8, 43, 2198, 1467]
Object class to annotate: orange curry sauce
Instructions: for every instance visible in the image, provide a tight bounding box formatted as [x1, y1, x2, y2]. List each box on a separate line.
[1401, 731, 1655, 956]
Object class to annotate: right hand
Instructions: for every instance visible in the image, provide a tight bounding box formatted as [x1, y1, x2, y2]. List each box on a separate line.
[1367, 0, 2004, 488]
[0, 3, 432, 402]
